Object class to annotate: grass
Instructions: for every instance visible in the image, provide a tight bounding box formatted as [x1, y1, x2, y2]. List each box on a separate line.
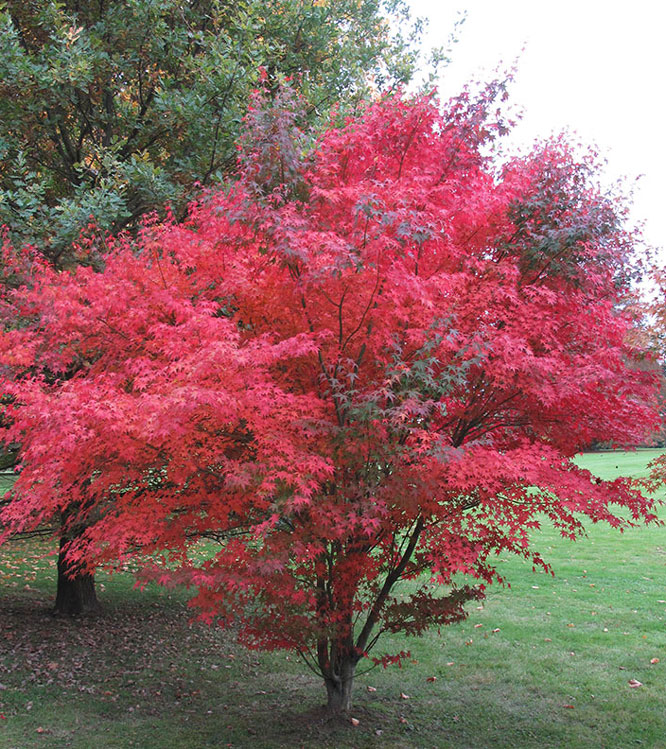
[1, 450, 665, 748]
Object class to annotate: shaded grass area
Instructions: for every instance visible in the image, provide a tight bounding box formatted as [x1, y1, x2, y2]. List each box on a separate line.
[1, 450, 665, 748]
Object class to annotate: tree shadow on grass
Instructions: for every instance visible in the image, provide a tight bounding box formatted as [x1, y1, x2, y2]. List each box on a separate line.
[1, 593, 401, 748]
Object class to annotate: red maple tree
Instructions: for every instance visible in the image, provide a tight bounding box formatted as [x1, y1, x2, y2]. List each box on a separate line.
[0, 88, 660, 712]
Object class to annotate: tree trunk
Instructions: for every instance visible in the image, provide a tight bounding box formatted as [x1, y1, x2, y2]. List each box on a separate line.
[53, 526, 100, 616]
[323, 656, 356, 714]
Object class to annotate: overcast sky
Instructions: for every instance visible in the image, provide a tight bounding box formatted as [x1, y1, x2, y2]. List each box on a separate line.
[407, 0, 666, 258]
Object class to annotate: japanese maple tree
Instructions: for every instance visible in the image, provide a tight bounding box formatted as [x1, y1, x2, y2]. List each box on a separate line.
[0, 87, 660, 712]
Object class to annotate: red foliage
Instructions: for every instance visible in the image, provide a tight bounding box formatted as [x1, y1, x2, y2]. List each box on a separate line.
[0, 88, 661, 700]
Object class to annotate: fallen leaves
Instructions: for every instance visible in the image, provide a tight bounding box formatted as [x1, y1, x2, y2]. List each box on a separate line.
[628, 679, 643, 688]
[350, 717, 360, 727]
[0, 589, 240, 719]
[400, 692, 410, 700]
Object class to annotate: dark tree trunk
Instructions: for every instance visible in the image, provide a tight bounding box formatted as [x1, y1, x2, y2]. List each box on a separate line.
[322, 652, 357, 714]
[316, 570, 361, 715]
[324, 664, 355, 713]
[53, 522, 100, 616]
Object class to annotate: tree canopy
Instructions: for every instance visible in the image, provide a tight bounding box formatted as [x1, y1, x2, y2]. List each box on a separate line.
[0, 0, 432, 264]
[0, 86, 660, 711]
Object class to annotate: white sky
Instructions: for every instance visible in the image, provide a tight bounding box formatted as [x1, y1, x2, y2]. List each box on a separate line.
[407, 0, 666, 258]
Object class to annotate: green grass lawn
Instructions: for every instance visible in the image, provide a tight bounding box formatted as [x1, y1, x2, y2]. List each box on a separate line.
[1, 451, 665, 748]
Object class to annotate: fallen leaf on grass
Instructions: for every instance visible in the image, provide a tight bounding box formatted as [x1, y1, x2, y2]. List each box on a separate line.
[366, 686, 377, 692]
[562, 704, 575, 709]
[350, 717, 360, 727]
[399, 716, 408, 724]
[446, 661, 454, 666]
[474, 623, 483, 628]
[426, 676, 437, 682]
[628, 679, 643, 688]
[492, 628, 500, 633]
[400, 692, 410, 700]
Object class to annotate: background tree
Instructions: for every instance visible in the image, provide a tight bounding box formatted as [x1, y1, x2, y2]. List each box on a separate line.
[0, 0, 437, 266]
[0, 89, 660, 710]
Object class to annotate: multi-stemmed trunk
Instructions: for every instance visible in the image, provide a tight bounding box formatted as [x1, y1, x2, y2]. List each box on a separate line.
[322, 652, 357, 714]
[316, 594, 360, 714]
[316, 520, 426, 714]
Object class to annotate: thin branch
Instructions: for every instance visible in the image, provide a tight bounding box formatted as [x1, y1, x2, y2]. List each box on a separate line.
[355, 516, 424, 655]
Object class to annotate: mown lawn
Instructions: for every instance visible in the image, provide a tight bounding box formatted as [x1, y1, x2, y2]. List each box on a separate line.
[1, 450, 665, 748]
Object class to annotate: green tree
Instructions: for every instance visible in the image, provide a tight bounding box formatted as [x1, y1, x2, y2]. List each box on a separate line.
[0, 0, 436, 265]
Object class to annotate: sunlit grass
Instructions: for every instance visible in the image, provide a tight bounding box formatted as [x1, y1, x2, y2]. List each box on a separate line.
[1, 450, 665, 747]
